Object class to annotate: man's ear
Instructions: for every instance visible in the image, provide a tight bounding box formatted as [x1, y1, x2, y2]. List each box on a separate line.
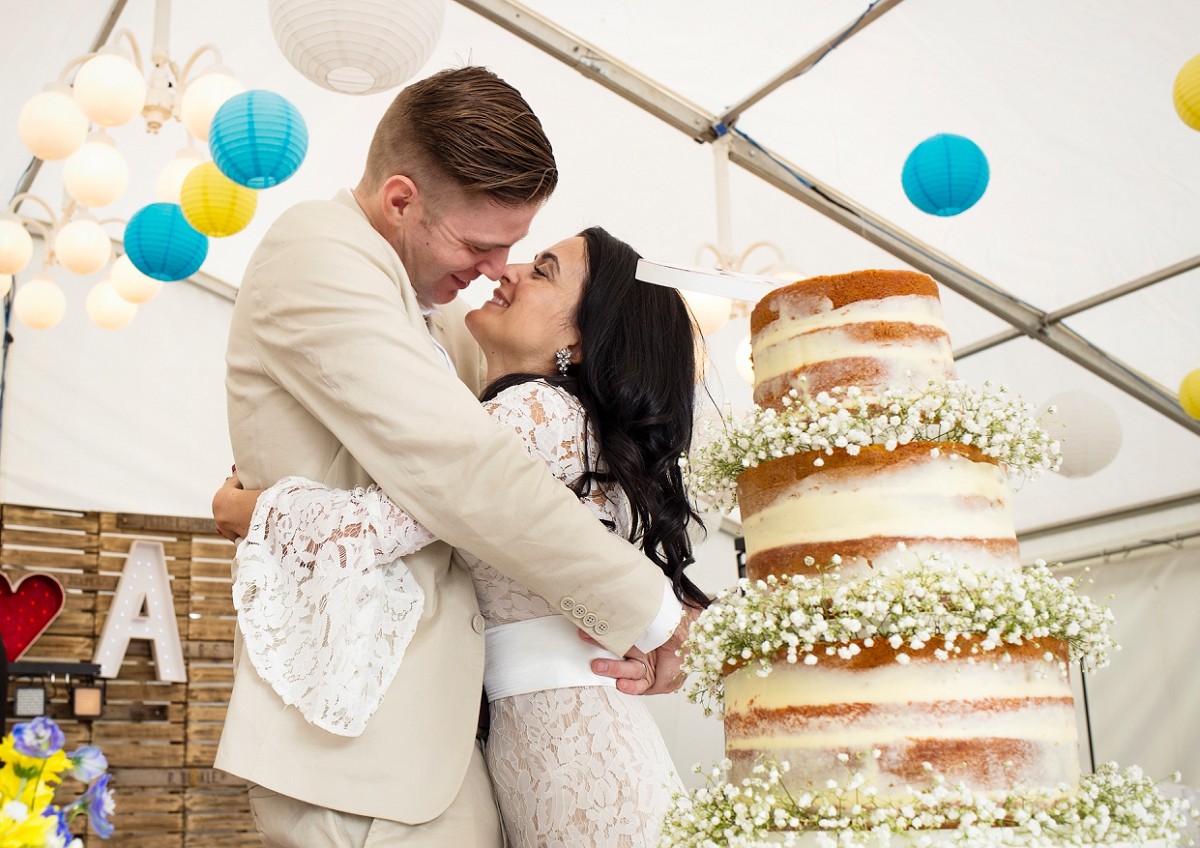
[379, 174, 419, 226]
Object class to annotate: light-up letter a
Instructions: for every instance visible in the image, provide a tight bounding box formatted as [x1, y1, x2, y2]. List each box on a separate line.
[92, 540, 187, 682]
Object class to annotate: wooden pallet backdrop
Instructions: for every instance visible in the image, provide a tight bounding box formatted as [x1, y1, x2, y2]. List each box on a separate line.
[0, 503, 257, 847]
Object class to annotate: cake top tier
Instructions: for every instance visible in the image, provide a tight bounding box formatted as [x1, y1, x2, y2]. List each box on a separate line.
[750, 269, 941, 335]
[749, 269, 956, 407]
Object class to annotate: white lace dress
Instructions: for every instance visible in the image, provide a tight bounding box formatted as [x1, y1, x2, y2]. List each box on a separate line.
[233, 382, 681, 847]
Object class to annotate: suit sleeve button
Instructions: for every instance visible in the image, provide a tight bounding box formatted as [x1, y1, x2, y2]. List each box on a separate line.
[571, 604, 588, 619]
[471, 614, 485, 634]
[594, 620, 609, 635]
[583, 613, 597, 627]
[560, 597, 576, 611]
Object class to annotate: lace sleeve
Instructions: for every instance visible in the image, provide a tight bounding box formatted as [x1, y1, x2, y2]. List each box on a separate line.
[233, 476, 431, 736]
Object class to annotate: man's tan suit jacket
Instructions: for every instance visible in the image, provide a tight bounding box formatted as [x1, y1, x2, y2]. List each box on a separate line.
[214, 190, 666, 823]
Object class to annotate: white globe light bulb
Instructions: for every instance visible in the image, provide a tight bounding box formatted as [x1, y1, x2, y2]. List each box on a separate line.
[55, 218, 112, 275]
[73, 49, 147, 127]
[0, 217, 34, 275]
[14, 275, 67, 330]
[64, 131, 129, 207]
[0, 275, 11, 298]
[110, 254, 163, 304]
[181, 68, 245, 142]
[87, 279, 137, 330]
[736, 334, 755, 385]
[18, 84, 89, 160]
[156, 149, 205, 204]
[682, 290, 732, 336]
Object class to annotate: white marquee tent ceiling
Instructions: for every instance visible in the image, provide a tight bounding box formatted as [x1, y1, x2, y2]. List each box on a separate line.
[1, 0, 1198, 540]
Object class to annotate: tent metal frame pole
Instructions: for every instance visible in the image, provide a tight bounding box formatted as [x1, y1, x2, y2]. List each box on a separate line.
[1018, 489, 1200, 542]
[717, 0, 905, 128]
[954, 252, 1200, 360]
[456, 0, 1199, 436]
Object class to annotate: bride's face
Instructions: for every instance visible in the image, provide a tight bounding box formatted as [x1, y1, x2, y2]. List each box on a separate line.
[465, 236, 586, 378]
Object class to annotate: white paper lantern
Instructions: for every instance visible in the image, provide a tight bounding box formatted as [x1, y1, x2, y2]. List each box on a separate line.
[181, 68, 245, 141]
[268, 0, 446, 95]
[110, 254, 163, 304]
[736, 334, 755, 385]
[64, 131, 128, 207]
[682, 289, 732, 336]
[1043, 391, 1123, 478]
[55, 217, 112, 275]
[156, 148, 206, 204]
[14, 274, 66, 330]
[17, 84, 89, 160]
[0, 275, 11, 298]
[0, 216, 34, 275]
[87, 280, 137, 330]
[72, 48, 147, 127]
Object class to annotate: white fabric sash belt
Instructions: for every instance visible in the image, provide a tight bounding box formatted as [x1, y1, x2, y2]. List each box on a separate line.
[484, 615, 620, 702]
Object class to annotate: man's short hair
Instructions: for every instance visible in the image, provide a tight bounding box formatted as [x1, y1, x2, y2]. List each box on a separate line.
[363, 66, 558, 211]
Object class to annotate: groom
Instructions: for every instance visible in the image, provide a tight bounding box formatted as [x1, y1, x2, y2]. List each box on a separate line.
[215, 67, 691, 846]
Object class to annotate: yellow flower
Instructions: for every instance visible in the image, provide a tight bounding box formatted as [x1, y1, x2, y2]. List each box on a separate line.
[0, 798, 58, 847]
[0, 737, 69, 818]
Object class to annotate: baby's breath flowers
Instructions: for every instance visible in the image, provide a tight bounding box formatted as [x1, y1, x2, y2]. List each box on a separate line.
[684, 380, 1061, 512]
[658, 761, 1194, 848]
[682, 554, 1115, 715]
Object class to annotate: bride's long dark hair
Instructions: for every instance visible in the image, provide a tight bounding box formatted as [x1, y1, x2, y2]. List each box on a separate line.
[480, 226, 708, 609]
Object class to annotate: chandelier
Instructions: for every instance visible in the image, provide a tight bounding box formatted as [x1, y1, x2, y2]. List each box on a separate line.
[681, 135, 804, 387]
[684, 134, 803, 339]
[2, 0, 245, 331]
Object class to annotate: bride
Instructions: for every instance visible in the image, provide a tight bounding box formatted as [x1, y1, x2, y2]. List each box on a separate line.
[214, 226, 708, 846]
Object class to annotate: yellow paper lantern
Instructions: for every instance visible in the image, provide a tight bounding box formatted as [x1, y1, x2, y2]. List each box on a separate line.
[1180, 368, 1200, 419]
[179, 162, 257, 237]
[1173, 54, 1200, 130]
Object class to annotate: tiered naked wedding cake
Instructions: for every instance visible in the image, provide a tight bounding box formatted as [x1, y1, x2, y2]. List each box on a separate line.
[663, 270, 1189, 847]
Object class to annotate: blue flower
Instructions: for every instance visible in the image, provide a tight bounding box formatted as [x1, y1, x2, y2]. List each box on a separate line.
[81, 773, 115, 839]
[12, 716, 65, 758]
[68, 746, 108, 782]
[44, 807, 72, 843]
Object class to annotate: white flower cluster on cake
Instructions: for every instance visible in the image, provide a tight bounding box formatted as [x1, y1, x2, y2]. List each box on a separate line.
[684, 380, 1061, 512]
[682, 554, 1115, 716]
[659, 760, 1194, 848]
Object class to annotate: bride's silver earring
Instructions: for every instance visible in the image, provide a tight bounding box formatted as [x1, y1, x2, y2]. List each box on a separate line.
[555, 348, 571, 376]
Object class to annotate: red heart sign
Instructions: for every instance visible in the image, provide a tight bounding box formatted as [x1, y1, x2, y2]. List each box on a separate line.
[0, 572, 66, 662]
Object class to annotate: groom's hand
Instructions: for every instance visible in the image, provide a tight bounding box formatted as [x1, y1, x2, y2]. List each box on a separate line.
[587, 642, 656, 695]
[584, 605, 700, 695]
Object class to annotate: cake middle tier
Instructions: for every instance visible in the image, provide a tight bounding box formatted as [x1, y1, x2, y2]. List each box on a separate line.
[723, 637, 1080, 802]
[737, 442, 1020, 581]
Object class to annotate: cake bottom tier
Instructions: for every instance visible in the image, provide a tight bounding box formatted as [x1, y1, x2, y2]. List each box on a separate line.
[723, 637, 1080, 801]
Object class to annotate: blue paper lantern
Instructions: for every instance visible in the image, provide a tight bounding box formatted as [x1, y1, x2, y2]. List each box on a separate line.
[124, 203, 209, 282]
[901, 134, 989, 216]
[209, 90, 308, 189]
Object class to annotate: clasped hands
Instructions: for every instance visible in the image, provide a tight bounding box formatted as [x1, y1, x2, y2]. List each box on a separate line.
[584, 604, 700, 696]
